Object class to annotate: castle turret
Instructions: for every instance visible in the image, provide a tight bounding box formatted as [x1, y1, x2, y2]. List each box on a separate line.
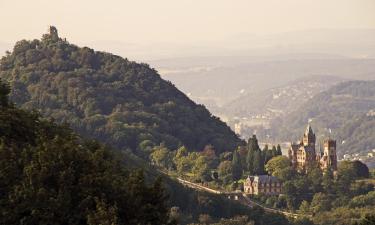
[302, 124, 316, 147]
[321, 139, 337, 170]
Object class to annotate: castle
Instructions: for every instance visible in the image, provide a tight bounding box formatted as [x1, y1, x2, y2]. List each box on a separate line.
[288, 124, 337, 171]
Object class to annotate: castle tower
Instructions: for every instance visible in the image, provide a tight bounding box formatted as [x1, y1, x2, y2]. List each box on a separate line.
[321, 139, 337, 170]
[302, 124, 316, 147]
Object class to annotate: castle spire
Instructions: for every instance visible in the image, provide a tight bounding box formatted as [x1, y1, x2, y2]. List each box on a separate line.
[305, 123, 313, 136]
[303, 123, 316, 147]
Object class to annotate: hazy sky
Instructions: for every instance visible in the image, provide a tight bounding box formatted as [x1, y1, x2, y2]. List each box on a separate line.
[1, 0, 375, 44]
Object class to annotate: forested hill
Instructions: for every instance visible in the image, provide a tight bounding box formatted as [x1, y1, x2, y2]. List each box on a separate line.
[271, 80, 375, 157]
[0, 27, 241, 155]
[1, 79, 285, 224]
[0, 80, 174, 224]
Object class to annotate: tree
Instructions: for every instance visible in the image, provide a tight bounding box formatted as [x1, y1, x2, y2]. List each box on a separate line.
[263, 144, 269, 152]
[310, 192, 331, 214]
[176, 157, 192, 174]
[173, 145, 189, 167]
[306, 165, 323, 193]
[232, 149, 243, 180]
[247, 135, 260, 153]
[294, 217, 315, 225]
[355, 214, 375, 225]
[352, 160, 370, 178]
[276, 144, 282, 156]
[246, 147, 254, 175]
[263, 144, 273, 164]
[322, 169, 335, 194]
[265, 156, 291, 179]
[337, 161, 357, 194]
[192, 156, 211, 182]
[271, 145, 277, 157]
[253, 150, 263, 175]
[246, 135, 265, 175]
[202, 144, 219, 169]
[299, 200, 310, 213]
[0, 107, 174, 225]
[150, 144, 173, 169]
[218, 161, 233, 185]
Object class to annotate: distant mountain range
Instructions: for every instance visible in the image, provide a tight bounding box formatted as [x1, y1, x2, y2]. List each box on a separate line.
[270, 80, 375, 160]
[160, 58, 375, 108]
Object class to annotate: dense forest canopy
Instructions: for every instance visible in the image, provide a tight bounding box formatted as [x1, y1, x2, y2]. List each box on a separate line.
[0, 79, 174, 225]
[0, 78, 290, 225]
[0, 27, 242, 157]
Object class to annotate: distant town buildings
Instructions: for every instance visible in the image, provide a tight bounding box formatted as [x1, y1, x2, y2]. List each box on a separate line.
[243, 175, 282, 195]
[288, 124, 337, 172]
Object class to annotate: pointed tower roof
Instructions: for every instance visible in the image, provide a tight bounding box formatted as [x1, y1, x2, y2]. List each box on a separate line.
[302, 123, 316, 147]
[305, 124, 314, 136]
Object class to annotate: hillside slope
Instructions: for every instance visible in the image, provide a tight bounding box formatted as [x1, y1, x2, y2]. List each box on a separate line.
[221, 75, 342, 118]
[0, 80, 174, 224]
[1, 79, 286, 224]
[271, 80, 375, 158]
[0, 27, 241, 155]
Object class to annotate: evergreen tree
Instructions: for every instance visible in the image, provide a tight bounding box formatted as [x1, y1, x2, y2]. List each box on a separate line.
[253, 150, 263, 175]
[263, 144, 274, 164]
[248, 135, 260, 152]
[232, 149, 242, 180]
[271, 145, 277, 157]
[246, 147, 254, 175]
[276, 144, 282, 156]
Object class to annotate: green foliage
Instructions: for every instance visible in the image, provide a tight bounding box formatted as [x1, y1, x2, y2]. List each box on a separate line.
[310, 193, 331, 213]
[0, 28, 242, 158]
[246, 146, 254, 175]
[0, 79, 10, 107]
[293, 218, 315, 225]
[265, 156, 291, 179]
[321, 169, 335, 194]
[306, 166, 323, 193]
[298, 201, 310, 214]
[348, 191, 375, 208]
[0, 80, 280, 224]
[311, 206, 375, 225]
[231, 149, 242, 180]
[354, 214, 375, 225]
[245, 135, 267, 175]
[252, 150, 264, 175]
[351, 160, 370, 178]
[336, 161, 370, 195]
[218, 161, 233, 185]
[151, 144, 174, 169]
[0, 85, 173, 224]
[192, 156, 211, 182]
[276, 144, 282, 156]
